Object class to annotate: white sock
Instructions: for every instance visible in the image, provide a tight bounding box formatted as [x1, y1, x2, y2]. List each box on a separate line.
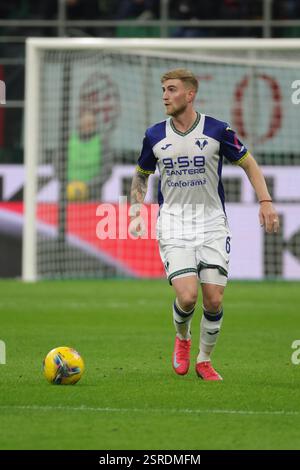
[197, 307, 223, 363]
[173, 299, 195, 340]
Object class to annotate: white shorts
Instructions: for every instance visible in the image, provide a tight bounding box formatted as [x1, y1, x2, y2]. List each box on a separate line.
[159, 229, 231, 287]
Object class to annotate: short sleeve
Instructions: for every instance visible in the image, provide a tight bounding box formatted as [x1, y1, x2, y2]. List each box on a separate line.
[220, 125, 249, 165]
[136, 132, 157, 175]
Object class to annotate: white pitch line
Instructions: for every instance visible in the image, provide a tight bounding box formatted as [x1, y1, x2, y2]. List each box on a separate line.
[0, 405, 299, 417]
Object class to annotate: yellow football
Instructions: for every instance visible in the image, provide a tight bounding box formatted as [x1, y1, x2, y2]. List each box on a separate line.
[43, 346, 85, 385]
[67, 181, 88, 201]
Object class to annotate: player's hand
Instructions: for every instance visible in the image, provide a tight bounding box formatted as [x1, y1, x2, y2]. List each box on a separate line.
[129, 216, 146, 238]
[259, 202, 280, 233]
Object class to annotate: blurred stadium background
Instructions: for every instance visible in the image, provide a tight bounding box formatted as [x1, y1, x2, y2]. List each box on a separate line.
[0, 0, 300, 281]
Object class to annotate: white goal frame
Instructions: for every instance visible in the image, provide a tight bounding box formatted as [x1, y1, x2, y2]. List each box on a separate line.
[23, 37, 300, 281]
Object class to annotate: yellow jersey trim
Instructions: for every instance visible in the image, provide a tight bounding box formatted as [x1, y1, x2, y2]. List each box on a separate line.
[136, 165, 155, 175]
[233, 150, 250, 166]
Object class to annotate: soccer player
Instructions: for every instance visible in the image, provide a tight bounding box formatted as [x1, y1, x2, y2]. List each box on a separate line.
[130, 68, 279, 381]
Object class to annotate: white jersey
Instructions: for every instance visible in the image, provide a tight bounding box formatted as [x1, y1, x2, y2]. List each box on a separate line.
[137, 112, 249, 240]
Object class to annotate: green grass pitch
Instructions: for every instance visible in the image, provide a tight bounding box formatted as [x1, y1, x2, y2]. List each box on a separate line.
[0, 279, 299, 450]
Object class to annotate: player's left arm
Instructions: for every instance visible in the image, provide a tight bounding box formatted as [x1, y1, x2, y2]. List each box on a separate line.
[238, 153, 279, 233]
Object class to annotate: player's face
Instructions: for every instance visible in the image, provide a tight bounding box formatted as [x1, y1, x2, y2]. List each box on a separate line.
[162, 79, 194, 117]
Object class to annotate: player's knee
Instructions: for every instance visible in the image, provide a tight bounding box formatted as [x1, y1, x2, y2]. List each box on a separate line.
[178, 290, 198, 311]
[203, 293, 223, 313]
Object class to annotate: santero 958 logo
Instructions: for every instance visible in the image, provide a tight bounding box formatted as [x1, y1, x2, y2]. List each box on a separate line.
[163, 155, 206, 175]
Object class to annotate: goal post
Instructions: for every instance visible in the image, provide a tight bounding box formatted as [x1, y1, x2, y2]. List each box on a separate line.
[23, 38, 40, 282]
[23, 38, 300, 281]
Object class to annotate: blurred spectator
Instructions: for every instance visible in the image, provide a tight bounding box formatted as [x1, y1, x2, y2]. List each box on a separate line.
[37, 0, 104, 36]
[67, 109, 102, 201]
[65, 71, 120, 200]
[169, 0, 265, 38]
[115, 0, 160, 20]
[0, 0, 29, 21]
[273, 0, 300, 19]
[219, 0, 263, 20]
[273, 0, 300, 37]
[39, 0, 100, 20]
[218, 0, 263, 37]
[115, 0, 160, 37]
[0, 0, 34, 38]
[169, 0, 222, 38]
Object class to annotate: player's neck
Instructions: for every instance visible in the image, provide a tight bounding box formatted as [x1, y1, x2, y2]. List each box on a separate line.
[171, 109, 198, 133]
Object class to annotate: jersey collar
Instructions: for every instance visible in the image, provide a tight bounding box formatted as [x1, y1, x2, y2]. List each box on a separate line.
[170, 112, 200, 136]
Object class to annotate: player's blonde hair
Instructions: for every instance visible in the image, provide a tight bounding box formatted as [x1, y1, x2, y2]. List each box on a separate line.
[161, 68, 198, 93]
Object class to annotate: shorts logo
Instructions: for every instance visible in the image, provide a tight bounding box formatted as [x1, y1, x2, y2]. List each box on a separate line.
[164, 261, 170, 272]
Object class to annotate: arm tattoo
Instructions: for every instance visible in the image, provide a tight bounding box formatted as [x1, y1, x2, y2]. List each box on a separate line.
[130, 171, 149, 206]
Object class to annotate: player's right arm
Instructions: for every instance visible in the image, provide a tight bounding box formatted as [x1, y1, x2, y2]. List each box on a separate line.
[130, 169, 150, 206]
[129, 169, 150, 237]
[129, 130, 157, 237]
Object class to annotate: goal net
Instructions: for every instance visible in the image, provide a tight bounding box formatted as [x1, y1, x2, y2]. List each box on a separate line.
[23, 38, 300, 281]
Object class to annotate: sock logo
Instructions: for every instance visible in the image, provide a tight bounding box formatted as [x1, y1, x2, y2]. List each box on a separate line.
[207, 330, 219, 336]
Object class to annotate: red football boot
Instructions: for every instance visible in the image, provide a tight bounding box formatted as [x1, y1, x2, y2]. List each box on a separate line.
[172, 336, 191, 375]
[195, 361, 223, 381]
